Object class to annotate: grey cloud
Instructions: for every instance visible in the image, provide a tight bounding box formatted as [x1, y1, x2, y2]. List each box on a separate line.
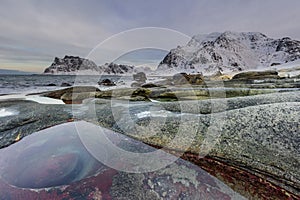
[0, 0, 300, 72]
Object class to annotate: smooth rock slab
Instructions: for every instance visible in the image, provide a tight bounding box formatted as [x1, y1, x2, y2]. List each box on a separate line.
[0, 100, 72, 149]
[118, 102, 300, 196]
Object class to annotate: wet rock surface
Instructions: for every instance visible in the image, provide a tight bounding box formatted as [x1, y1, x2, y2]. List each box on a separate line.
[79, 91, 300, 197]
[0, 88, 299, 199]
[0, 100, 72, 148]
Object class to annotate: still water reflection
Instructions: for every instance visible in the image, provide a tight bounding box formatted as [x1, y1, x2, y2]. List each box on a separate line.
[0, 121, 244, 199]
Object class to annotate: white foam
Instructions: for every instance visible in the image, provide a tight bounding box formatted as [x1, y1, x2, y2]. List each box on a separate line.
[25, 95, 64, 104]
[149, 99, 160, 103]
[0, 94, 64, 104]
[0, 108, 18, 117]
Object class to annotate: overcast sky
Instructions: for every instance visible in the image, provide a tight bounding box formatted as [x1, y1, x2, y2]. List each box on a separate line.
[1, 0, 300, 72]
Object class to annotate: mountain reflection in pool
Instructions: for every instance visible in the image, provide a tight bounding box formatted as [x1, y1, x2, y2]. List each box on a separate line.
[0, 121, 244, 199]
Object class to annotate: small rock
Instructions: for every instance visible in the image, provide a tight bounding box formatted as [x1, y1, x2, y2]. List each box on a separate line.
[46, 83, 57, 86]
[141, 83, 159, 88]
[61, 82, 72, 87]
[98, 79, 116, 86]
[117, 80, 126, 85]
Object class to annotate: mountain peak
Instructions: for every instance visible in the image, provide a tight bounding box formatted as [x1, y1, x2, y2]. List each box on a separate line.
[157, 31, 300, 74]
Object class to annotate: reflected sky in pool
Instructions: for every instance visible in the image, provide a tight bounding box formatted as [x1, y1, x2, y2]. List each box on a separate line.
[0, 122, 103, 189]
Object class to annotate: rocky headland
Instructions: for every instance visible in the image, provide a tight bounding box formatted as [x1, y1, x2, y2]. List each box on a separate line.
[43, 55, 151, 75]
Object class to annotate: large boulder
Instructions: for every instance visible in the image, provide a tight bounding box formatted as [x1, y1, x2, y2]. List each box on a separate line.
[187, 73, 204, 84]
[232, 70, 280, 80]
[133, 72, 147, 83]
[43, 86, 101, 104]
[172, 73, 204, 85]
[172, 73, 189, 85]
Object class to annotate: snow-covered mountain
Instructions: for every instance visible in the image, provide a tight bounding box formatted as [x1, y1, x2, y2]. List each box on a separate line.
[157, 31, 300, 75]
[43, 56, 152, 75]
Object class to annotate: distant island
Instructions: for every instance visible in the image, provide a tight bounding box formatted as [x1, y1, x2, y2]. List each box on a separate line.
[0, 69, 33, 75]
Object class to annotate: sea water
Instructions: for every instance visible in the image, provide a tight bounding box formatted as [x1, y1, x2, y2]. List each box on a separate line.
[0, 74, 132, 95]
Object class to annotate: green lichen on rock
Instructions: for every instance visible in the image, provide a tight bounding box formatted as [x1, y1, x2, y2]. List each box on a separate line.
[157, 163, 199, 188]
